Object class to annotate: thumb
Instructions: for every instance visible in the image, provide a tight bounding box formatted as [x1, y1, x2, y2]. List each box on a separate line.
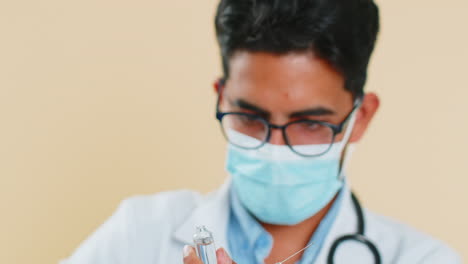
[183, 245, 203, 264]
[216, 248, 236, 264]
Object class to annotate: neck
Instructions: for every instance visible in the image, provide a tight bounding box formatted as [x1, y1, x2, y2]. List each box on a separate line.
[262, 195, 338, 264]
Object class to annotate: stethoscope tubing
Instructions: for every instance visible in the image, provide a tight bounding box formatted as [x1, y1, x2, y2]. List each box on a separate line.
[326, 192, 382, 264]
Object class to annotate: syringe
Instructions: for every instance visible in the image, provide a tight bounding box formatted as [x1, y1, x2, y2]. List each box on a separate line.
[275, 242, 314, 264]
[193, 226, 218, 264]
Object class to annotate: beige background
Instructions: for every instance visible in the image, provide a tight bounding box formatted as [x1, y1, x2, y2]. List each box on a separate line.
[0, 0, 467, 263]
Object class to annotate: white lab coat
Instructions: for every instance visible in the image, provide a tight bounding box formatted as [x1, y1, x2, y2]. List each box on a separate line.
[60, 180, 461, 264]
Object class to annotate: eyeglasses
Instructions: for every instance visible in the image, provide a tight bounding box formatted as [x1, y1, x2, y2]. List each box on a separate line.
[216, 95, 362, 157]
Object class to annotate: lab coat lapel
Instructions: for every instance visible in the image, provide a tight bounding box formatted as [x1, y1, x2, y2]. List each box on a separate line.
[173, 179, 231, 251]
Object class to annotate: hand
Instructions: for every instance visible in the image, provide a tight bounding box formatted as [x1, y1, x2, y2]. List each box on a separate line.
[183, 245, 237, 264]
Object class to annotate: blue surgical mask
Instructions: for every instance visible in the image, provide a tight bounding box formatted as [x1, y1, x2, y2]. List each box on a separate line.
[226, 115, 356, 225]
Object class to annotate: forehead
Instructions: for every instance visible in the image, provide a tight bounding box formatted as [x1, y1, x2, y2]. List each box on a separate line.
[225, 51, 351, 111]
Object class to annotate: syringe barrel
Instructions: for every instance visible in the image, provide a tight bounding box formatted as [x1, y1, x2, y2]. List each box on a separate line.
[193, 226, 217, 264]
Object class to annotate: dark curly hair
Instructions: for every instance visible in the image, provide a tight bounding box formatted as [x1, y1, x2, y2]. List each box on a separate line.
[215, 0, 380, 97]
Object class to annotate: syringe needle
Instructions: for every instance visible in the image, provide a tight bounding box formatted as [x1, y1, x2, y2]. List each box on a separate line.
[275, 242, 314, 264]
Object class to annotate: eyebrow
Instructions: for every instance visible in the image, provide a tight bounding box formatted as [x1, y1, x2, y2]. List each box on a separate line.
[289, 107, 336, 118]
[230, 98, 336, 118]
[232, 99, 270, 116]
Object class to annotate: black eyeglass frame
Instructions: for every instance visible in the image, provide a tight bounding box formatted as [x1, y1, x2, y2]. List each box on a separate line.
[215, 80, 363, 157]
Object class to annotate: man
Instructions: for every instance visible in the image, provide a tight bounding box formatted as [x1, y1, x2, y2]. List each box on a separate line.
[61, 0, 461, 263]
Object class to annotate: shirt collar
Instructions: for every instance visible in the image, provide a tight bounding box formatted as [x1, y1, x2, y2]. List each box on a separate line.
[229, 183, 346, 262]
[229, 186, 269, 248]
[299, 186, 345, 263]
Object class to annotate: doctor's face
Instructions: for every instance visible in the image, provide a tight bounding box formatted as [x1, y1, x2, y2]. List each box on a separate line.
[216, 51, 379, 146]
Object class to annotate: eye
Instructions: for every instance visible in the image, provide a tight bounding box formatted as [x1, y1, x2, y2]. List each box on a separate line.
[302, 122, 321, 131]
[289, 121, 330, 135]
[238, 114, 260, 125]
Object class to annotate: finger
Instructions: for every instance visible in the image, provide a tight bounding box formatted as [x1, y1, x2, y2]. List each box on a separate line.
[216, 248, 236, 264]
[183, 245, 203, 264]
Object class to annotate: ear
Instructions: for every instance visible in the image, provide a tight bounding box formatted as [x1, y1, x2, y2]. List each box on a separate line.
[213, 78, 225, 94]
[214, 78, 227, 110]
[349, 92, 380, 143]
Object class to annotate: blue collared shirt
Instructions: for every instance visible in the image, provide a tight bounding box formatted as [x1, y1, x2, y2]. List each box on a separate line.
[227, 187, 344, 264]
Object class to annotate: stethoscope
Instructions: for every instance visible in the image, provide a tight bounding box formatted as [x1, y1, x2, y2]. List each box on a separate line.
[326, 192, 381, 264]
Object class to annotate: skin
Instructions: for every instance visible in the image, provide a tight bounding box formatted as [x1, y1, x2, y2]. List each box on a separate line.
[184, 51, 380, 264]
